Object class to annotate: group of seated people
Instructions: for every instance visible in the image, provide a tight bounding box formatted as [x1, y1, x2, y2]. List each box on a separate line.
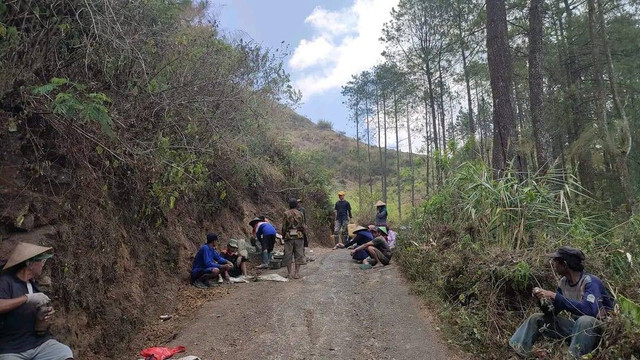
[336, 225, 395, 269]
[190, 233, 249, 288]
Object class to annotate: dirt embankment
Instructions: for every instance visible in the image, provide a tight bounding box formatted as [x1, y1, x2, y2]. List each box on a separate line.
[0, 115, 331, 358]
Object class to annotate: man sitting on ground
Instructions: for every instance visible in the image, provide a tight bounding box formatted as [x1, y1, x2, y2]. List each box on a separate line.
[220, 239, 248, 279]
[191, 233, 233, 288]
[1, 242, 74, 360]
[509, 246, 613, 358]
[350, 227, 392, 269]
[342, 226, 373, 262]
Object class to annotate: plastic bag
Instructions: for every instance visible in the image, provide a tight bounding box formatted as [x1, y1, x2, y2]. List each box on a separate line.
[140, 346, 186, 360]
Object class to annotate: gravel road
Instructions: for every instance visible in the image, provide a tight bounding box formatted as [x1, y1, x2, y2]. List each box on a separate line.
[170, 248, 458, 360]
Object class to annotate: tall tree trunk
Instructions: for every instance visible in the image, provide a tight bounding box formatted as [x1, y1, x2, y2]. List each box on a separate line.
[563, 0, 595, 192]
[376, 83, 384, 195]
[486, 0, 517, 177]
[355, 103, 362, 211]
[438, 56, 447, 153]
[424, 94, 431, 197]
[365, 95, 373, 196]
[383, 91, 388, 203]
[407, 100, 415, 209]
[393, 89, 402, 220]
[528, 0, 553, 174]
[456, 0, 475, 142]
[426, 65, 441, 185]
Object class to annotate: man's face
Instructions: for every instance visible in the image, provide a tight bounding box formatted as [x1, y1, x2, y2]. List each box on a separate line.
[227, 245, 238, 253]
[28, 259, 46, 277]
[338, 194, 345, 200]
[551, 258, 567, 274]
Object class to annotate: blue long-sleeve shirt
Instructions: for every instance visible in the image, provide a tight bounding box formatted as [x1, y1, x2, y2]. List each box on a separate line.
[344, 231, 373, 248]
[255, 222, 276, 240]
[191, 244, 229, 275]
[552, 273, 613, 319]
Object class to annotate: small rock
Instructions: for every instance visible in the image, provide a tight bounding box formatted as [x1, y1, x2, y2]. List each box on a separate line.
[16, 214, 34, 231]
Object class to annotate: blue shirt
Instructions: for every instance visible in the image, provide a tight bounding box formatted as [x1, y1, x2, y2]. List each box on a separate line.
[344, 231, 373, 248]
[191, 244, 229, 275]
[255, 222, 276, 239]
[552, 273, 613, 318]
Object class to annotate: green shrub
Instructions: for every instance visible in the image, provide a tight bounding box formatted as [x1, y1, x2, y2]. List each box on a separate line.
[316, 119, 333, 130]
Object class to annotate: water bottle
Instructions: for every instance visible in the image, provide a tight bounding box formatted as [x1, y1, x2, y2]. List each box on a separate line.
[34, 303, 52, 335]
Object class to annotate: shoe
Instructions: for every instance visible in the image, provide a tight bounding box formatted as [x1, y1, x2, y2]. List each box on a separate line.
[193, 280, 208, 289]
[359, 263, 373, 270]
[257, 264, 269, 269]
[204, 279, 219, 287]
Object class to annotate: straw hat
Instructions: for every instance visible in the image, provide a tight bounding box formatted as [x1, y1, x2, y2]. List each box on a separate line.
[337, 191, 346, 196]
[248, 217, 262, 227]
[375, 200, 386, 207]
[351, 226, 368, 235]
[3, 242, 53, 271]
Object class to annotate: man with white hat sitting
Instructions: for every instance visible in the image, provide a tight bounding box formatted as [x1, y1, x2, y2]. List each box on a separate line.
[0, 242, 73, 360]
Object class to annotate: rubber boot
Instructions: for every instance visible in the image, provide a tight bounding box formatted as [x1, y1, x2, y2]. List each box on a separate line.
[257, 251, 269, 269]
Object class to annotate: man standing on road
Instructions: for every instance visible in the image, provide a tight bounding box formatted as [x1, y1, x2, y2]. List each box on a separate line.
[191, 233, 233, 288]
[333, 191, 352, 247]
[351, 227, 392, 269]
[282, 198, 306, 279]
[0, 242, 74, 360]
[250, 217, 277, 269]
[509, 246, 613, 358]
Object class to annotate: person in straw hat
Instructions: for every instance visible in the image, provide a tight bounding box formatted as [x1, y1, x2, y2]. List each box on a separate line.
[340, 225, 374, 262]
[350, 226, 392, 270]
[374, 200, 387, 227]
[0, 242, 74, 359]
[249, 217, 277, 269]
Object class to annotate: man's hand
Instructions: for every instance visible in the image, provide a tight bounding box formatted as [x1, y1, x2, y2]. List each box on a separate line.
[25, 293, 50, 307]
[533, 288, 556, 300]
[350, 251, 355, 256]
[43, 307, 55, 321]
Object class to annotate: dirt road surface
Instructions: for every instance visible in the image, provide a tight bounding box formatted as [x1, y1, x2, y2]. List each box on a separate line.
[170, 248, 459, 360]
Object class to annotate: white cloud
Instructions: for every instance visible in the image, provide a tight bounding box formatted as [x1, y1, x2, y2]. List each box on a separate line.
[289, 37, 334, 70]
[288, 0, 399, 99]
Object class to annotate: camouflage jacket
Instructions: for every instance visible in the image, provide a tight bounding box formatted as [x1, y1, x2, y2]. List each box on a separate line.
[282, 208, 305, 240]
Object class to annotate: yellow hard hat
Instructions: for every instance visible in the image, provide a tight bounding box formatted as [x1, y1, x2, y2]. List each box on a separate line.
[338, 191, 346, 196]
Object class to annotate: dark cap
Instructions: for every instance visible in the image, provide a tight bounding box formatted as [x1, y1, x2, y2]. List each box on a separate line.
[288, 198, 298, 209]
[206, 233, 219, 243]
[547, 246, 585, 262]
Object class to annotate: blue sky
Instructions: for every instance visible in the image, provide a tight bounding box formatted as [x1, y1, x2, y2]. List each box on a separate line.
[211, 0, 398, 137]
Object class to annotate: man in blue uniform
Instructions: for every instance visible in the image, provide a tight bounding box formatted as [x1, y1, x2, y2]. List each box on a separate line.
[191, 233, 233, 288]
[510, 246, 613, 358]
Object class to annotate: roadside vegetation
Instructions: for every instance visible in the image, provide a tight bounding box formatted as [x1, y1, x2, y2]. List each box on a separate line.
[395, 161, 640, 358]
